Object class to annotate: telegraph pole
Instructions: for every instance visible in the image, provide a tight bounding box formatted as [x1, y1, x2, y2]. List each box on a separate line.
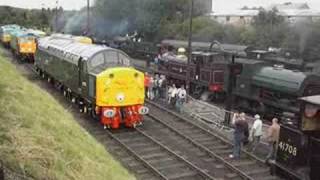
[86, 0, 90, 35]
[55, 0, 58, 32]
[187, 0, 194, 93]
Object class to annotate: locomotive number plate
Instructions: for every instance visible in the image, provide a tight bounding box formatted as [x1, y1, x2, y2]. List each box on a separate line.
[278, 141, 297, 156]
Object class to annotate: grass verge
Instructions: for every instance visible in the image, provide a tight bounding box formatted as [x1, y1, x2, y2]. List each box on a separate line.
[0, 48, 135, 180]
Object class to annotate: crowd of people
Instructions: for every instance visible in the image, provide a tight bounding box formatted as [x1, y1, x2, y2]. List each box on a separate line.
[144, 72, 187, 113]
[229, 112, 280, 164]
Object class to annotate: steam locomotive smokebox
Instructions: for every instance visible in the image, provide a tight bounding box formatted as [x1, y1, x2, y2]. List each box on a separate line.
[277, 126, 307, 168]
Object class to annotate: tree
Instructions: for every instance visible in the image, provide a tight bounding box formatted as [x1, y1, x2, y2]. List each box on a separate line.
[252, 8, 288, 48]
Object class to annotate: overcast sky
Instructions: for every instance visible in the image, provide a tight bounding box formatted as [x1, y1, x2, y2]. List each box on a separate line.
[1, 0, 320, 11]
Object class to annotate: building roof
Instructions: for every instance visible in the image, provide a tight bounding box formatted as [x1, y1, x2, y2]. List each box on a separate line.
[211, 3, 320, 17]
[278, 9, 320, 17]
[211, 9, 259, 17]
[269, 2, 309, 11]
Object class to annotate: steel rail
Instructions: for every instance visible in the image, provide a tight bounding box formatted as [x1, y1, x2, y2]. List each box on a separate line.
[106, 130, 169, 180]
[145, 113, 254, 180]
[107, 128, 216, 180]
[146, 99, 265, 163]
[135, 128, 217, 180]
[146, 100, 280, 179]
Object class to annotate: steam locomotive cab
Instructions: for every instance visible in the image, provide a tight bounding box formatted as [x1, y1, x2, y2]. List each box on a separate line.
[276, 95, 320, 180]
[190, 52, 228, 101]
[156, 49, 229, 101]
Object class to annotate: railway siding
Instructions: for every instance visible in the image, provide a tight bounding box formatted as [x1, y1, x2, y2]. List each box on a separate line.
[145, 100, 281, 180]
[1, 46, 283, 180]
[108, 129, 215, 180]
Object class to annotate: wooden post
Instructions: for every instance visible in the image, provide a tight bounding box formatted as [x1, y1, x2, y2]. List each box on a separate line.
[186, 0, 194, 94]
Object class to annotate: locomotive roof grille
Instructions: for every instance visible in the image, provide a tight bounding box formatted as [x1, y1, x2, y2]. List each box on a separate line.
[38, 35, 132, 67]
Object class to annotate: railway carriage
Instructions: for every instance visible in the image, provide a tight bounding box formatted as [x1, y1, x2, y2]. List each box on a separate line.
[35, 35, 148, 129]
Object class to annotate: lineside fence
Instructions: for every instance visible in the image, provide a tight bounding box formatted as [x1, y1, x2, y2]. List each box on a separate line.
[182, 95, 269, 145]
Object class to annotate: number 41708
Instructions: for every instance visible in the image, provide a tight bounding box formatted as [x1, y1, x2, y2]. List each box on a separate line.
[278, 142, 297, 156]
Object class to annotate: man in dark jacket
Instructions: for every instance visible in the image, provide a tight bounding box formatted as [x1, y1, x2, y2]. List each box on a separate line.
[229, 112, 246, 159]
[241, 113, 249, 145]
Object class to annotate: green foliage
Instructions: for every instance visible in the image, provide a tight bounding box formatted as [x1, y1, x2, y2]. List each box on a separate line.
[0, 6, 52, 31]
[252, 8, 288, 48]
[0, 6, 77, 33]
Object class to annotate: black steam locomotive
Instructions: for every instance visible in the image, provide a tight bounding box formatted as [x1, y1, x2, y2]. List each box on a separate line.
[276, 95, 320, 180]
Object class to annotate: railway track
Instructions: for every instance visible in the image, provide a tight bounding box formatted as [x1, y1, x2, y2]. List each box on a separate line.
[7, 51, 282, 180]
[23, 63, 280, 180]
[106, 128, 214, 180]
[144, 100, 282, 180]
[7, 51, 214, 180]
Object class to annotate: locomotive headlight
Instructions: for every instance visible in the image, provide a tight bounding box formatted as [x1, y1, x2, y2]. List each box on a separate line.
[138, 106, 149, 115]
[104, 109, 115, 118]
[116, 93, 125, 102]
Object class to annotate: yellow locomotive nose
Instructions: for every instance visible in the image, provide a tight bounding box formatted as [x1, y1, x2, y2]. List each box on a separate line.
[95, 67, 145, 107]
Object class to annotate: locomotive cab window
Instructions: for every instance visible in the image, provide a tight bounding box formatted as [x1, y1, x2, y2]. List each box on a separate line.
[90, 53, 104, 69]
[104, 51, 118, 65]
[119, 53, 131, 66]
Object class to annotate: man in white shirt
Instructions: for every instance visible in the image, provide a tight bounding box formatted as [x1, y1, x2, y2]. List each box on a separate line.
[175, 85, 187, 113]
[249, 114, 263, 152]
[167, 84, 176, 104]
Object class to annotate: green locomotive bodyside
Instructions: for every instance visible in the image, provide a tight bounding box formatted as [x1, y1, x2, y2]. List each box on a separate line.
[35, 46, 81, 94]
[34, 36, 132, 103]
[233, 60, 320, 116]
